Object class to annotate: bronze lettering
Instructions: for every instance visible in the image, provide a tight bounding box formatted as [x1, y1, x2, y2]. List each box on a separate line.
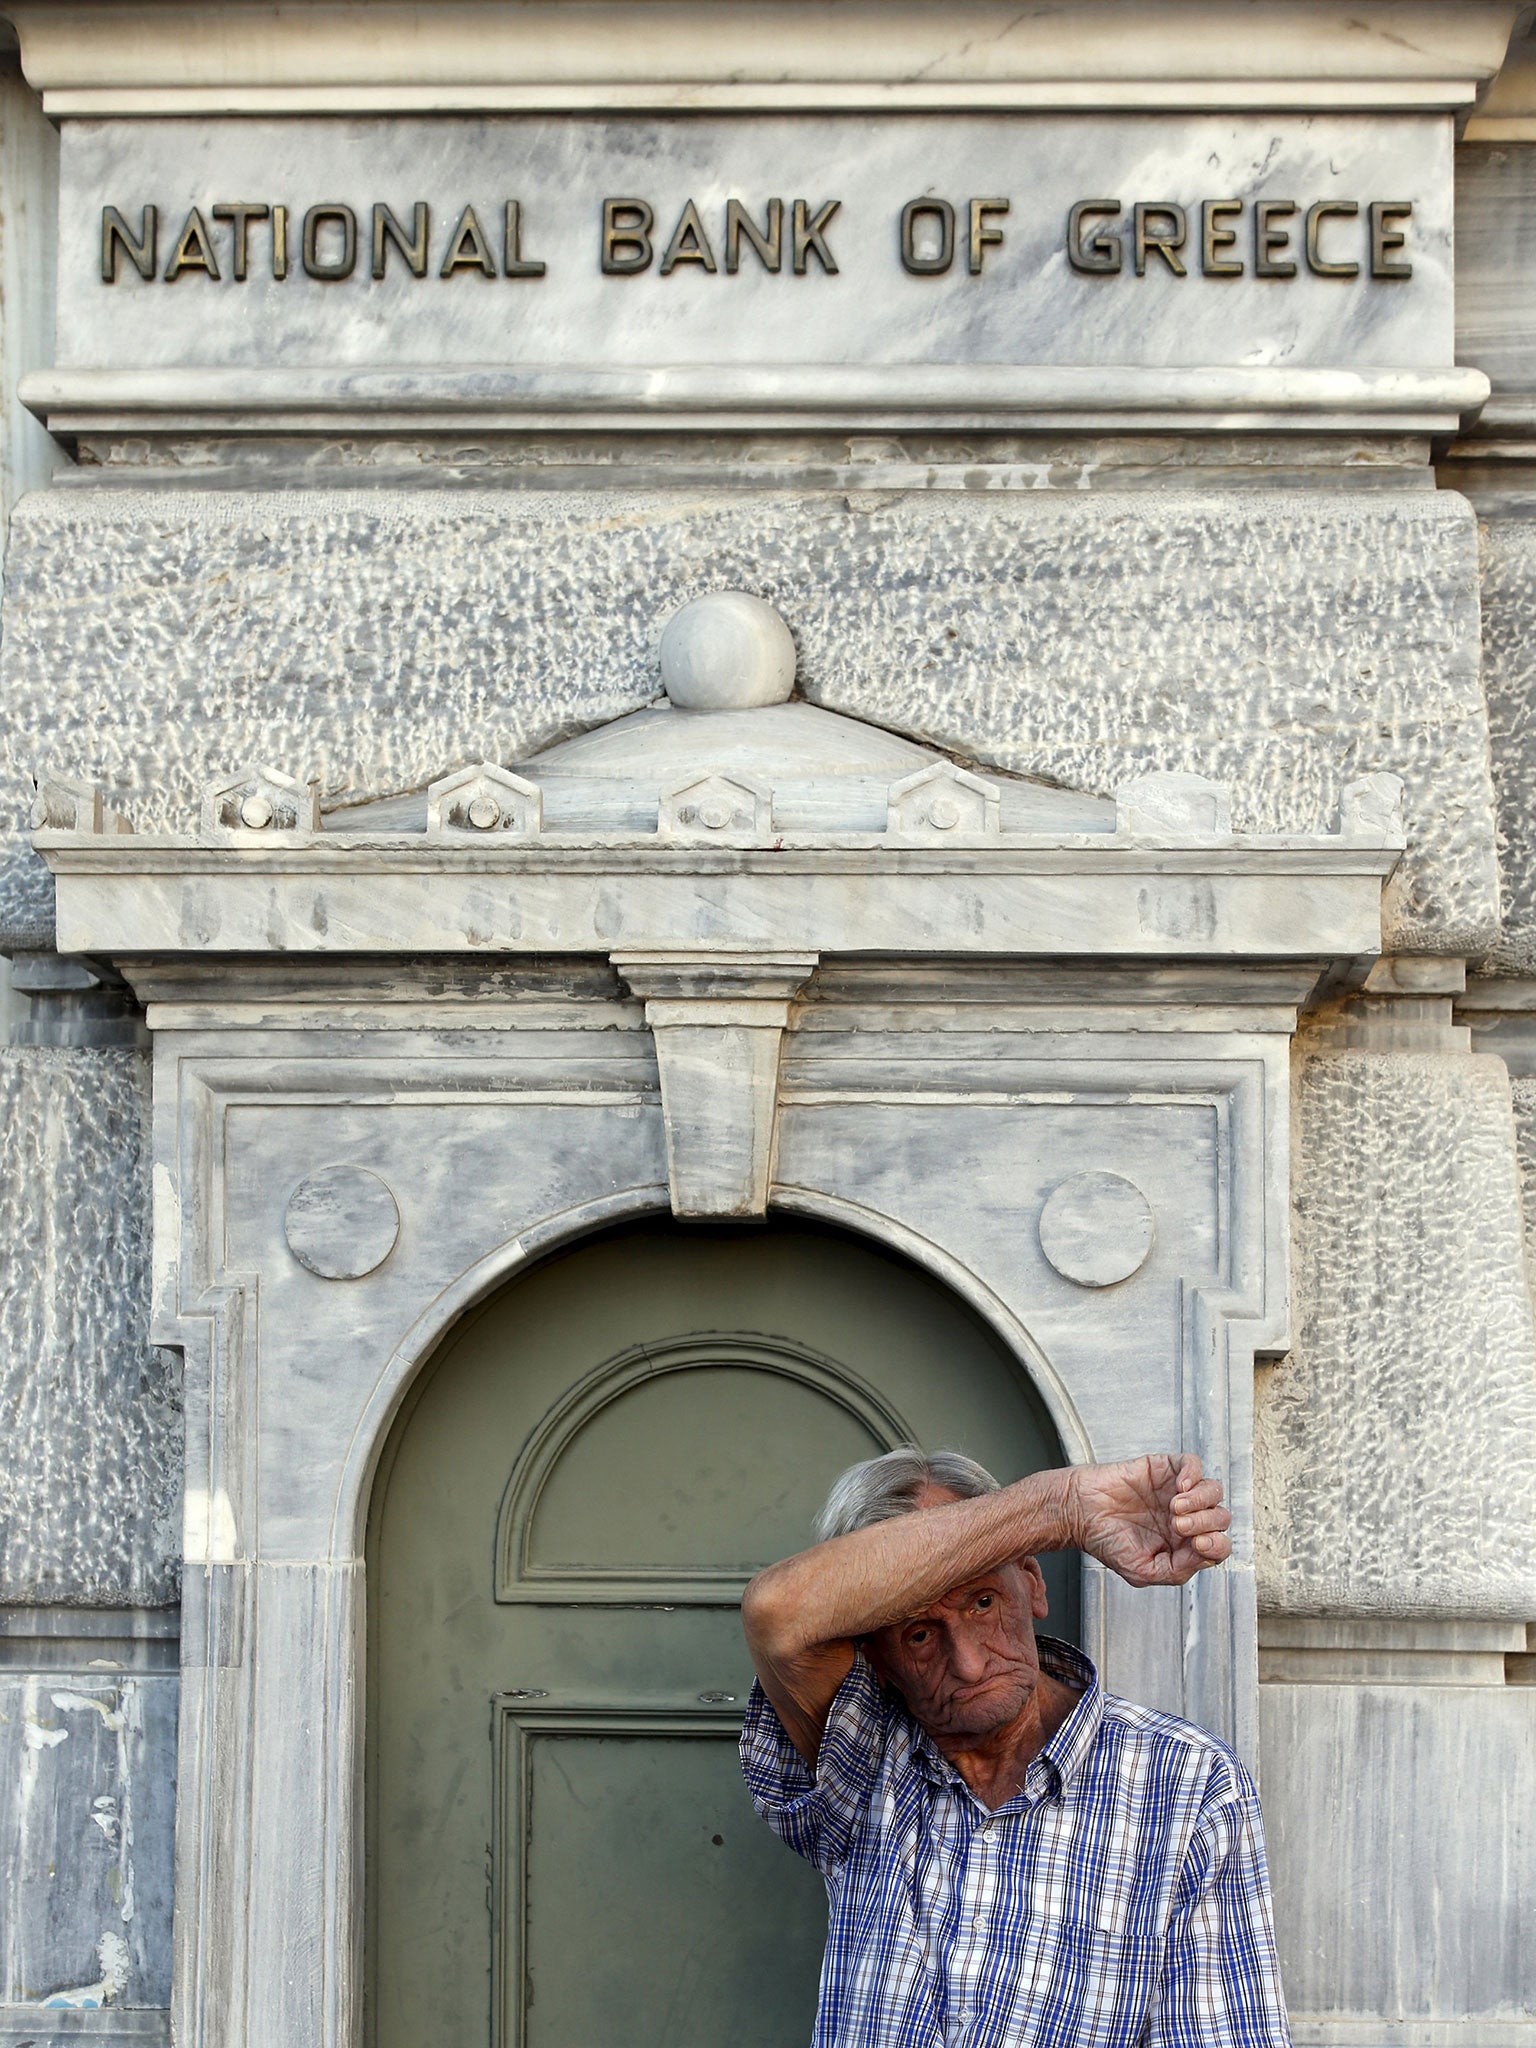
[602, 198, 654, 274]
[440, 204, 496, 277]
[272, 204, 289, 280]
[967, 197, 1008, 275]
[1370, 200, 1412, 279]
[900, 198, 955, 275]
[1133, 202, 1186, 277]
[659, 198, 718, 276]
[1067, 200, 1122, 274]
[724, 198, 782, 274]
[1305, 200, 1359, 278]
[502, 200, 546, 278]
[1254, 199, 1297, 278]
[792, 198, 839, 275]
[303, 203, 357, 280]
[372, 202, 429, 279]
[101, 204, 157, 283]
[211, 202, 269, 283]
[1200, 199, 1242, 277]
[164, 206, 221, 282]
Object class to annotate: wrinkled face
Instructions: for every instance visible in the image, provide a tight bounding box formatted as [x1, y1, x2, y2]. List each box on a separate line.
[863, 1487, 1051, 1744]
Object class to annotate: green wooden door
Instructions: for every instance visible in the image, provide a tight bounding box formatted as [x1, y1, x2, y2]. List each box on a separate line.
[367, 1222, 1068, 2048]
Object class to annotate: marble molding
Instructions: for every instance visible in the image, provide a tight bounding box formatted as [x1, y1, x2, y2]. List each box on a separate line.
[138, 952, 1293, 2048]
[6, 3, 1519, 115]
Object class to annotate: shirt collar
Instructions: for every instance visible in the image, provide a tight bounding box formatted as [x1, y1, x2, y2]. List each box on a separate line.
[1034, 1635, 1103, 1792]
[901, 1634, 1103, 1800]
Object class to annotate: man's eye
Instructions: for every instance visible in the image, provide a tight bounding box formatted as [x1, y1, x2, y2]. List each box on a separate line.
[975, 1595, 992, 1610]
[907, 1629, 931, 1647]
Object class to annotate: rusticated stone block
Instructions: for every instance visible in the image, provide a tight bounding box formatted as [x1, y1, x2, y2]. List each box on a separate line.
[0, 483, 1495, 954]
[1475, 515, 1536, 973]
[1255, 1046, 1536, 1615]
[0, 1049, 180, 1606]
[1511, 1076, 1536, 1283]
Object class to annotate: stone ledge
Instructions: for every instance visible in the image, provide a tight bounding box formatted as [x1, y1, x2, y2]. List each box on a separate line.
[8, 1, 1515, 114]
[21, 364, 1492, 441]
[0, 2015, 168, 2044]
[1259, 1615, 1527, 1685]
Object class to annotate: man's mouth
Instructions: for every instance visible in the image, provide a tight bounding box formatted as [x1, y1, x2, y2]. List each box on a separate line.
[948, 1675, 1007, 1703]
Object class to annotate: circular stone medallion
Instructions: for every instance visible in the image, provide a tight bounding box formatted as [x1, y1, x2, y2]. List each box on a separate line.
[1038, 1171, 1155, 1289]
[284, 1165, 401, 1281]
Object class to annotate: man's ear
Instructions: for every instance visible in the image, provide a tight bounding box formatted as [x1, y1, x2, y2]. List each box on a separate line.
[1018, 1554, 1050, 1620]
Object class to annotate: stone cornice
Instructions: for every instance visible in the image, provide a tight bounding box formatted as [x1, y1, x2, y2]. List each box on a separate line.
[36, 831, 1401, 961]
[4, 2, 1519, 116]
[1462, 29, 1536, 135]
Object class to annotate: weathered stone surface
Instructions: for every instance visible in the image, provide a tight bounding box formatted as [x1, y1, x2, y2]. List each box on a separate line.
[0, 1663, 176, 2010]
[0, 1050, 180, 1606]
[0, 484, 1494, 955]
[1261, 1649, 1536, 2031]
[1255, 1046, 1536, 1615]
[1478, 515, 1536, 973]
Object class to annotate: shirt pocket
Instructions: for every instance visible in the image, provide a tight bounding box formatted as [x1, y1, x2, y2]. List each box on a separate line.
[1014, 1918, 1160, 2048]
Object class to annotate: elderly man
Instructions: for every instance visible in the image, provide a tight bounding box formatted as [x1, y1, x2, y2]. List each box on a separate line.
[739, 1446, 1290, 2048]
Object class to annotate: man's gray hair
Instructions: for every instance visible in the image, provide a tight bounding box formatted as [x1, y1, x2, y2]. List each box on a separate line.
[814, 1445, 1001, 1542]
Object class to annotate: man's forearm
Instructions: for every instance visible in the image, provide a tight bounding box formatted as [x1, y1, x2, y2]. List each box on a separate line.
[741, 1469, 1077, 1656]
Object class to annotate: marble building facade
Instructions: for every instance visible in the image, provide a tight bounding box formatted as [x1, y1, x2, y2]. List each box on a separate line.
[0, 4, 1534, 2045]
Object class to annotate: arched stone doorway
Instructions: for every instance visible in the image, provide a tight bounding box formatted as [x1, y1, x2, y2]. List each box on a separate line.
[36, 612, 1370, 2048]
[365, 1219, 1070, 2048]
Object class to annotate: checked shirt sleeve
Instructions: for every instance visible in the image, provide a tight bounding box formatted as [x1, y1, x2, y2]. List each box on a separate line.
[739, 1654, 891, 1874]
[1150, 1756, 1294, 2048]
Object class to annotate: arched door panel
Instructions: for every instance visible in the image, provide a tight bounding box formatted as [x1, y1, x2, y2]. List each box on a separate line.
[367, 1222, 1068, 2048]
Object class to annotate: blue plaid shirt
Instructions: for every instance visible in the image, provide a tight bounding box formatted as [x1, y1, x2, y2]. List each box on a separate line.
[741, 1636, 1291, 2048]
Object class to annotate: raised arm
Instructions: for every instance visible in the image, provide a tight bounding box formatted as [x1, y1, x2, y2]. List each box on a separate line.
[741, 1453, 1231, 1763]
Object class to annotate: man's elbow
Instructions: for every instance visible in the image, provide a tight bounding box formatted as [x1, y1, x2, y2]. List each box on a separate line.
[740, 1566, 801, 1659]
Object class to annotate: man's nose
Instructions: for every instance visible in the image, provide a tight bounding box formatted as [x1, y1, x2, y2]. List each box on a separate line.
[946, 1627, 993, 1681]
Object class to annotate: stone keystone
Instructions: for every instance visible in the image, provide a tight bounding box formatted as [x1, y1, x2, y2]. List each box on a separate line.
[426, 763, 542, 837]
[201, 765, 321, 838]
[887, 760, 1001, 839]
[1115, 771, 1233, 841]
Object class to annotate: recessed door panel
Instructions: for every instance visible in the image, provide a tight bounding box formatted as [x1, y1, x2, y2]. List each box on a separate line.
[500, 1337, 909, 1600]
[367, 1222, 1067, 2048]
[506, 1709, 827, 2048]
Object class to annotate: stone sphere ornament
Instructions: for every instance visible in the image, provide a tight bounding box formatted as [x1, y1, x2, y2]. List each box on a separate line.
[1038, 1171, 1155, 1289]
[284, 1164, 401, 1281]
[658, 591, 797, 711]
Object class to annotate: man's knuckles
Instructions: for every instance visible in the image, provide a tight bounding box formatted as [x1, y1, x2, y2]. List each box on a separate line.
[1173, 1506, 1230, 1535]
